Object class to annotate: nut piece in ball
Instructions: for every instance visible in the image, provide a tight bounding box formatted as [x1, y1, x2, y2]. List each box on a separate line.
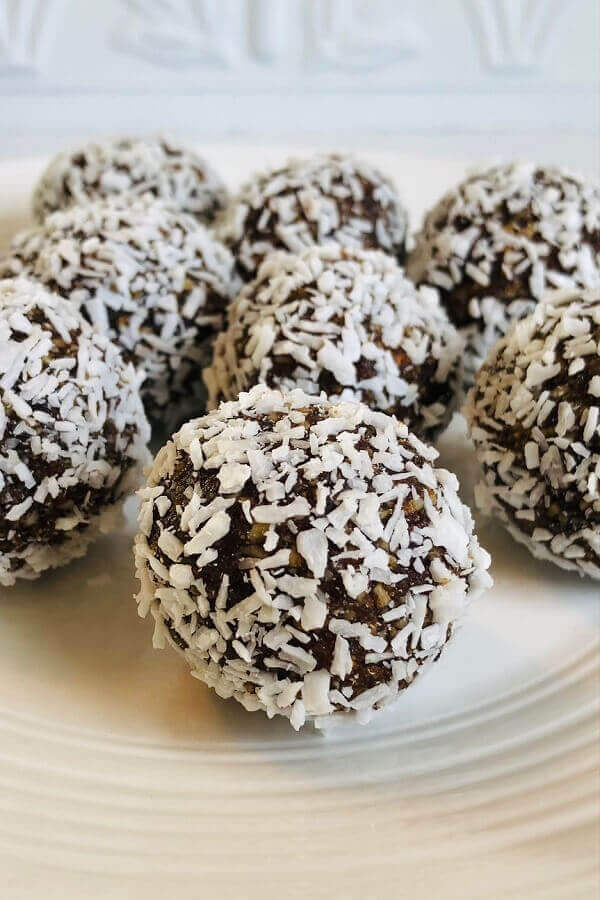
[135, 384, 491, 730]
[0, 277, 149, 586]
[32, 135, 228, 224]
[217, 153, 409, 280]
[465, 287, 600, 579]
[205, 244, 463, 441]
[2, 198, 241, 425]
[408, 163, 600, 384]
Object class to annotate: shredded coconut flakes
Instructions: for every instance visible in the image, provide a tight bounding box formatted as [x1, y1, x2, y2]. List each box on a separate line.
[465, 286, 600, 580]
[205, 244, 463, 441]
[0, 276, 149, 586]
[135, 383, 491, 730]
[3, 197, 241, 425]
[32, 134, 228, 224]
[217, 153, 409, 280]
[409, 162, 600, 384]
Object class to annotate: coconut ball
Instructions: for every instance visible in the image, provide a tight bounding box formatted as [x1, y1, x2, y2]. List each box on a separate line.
[32, 135, 228, 224]
[205, 245, 463, 441]
[217, 153, 409, 280]
[2, 198, 241, 425]
[408, 163, 600, 384]
[134, 384, 491, 730]
[0, 277, 149, 586]
[465, 287, 600, 580]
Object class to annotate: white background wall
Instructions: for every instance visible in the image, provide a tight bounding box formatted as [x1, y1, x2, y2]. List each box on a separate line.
[0, 0, 598, 164]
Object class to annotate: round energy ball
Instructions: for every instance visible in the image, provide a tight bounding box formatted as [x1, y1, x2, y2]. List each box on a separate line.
[32, 135, 228, 224]
[0, 277, 149, 586]
[465, 287, 600, 580]
[408, 162, 600, 384]
[134, 384, 491, 730]
[205, 245, 463, 441]
[2, 198, 241, 425]
[217, 153, 409, 280]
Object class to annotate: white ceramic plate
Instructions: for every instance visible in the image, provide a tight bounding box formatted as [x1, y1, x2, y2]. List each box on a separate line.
[0, 152, 598, 900]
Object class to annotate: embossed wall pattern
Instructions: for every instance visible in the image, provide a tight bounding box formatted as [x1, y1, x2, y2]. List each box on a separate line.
[0, 0, 596, 137]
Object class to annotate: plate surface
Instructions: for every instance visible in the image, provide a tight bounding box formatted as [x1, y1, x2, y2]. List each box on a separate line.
[0, 151, 598, 900]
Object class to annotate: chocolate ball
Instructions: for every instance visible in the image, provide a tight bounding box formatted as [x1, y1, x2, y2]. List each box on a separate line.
[465, 287, 600, 579]
[135, 384, 491, 730]
[408, 163, 600, 384]
[2, 198, 241, 425]
[0, 277, 149, 586]
[204, 245, 463, 441]
[32, 135, 228, 224]
[217, 153, 409, 280]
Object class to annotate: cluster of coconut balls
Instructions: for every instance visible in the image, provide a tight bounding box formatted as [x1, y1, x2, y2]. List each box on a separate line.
[1, 135, 599, 731]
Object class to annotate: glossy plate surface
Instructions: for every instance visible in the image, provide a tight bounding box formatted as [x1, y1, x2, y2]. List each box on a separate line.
[0, 151, 598, 899]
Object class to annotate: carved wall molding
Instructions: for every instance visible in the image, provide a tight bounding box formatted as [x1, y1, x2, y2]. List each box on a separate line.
[308, 0, 426, 71]
[113, 0, 426, 71]
[465, 0, 573, 73]
[0, 0, 595, 141]
[114, 0, 239, 70]
[0, 0, 591, 80]
[0, 0, 66, 74]
[250, 0, 289, 63]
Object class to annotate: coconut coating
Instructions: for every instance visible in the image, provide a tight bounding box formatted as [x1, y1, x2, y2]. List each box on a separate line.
[0, 277, 149, 586]
[205, 245, 463, 441]
[32, 135, 228, 224]
[2, 198, 241, 425]
[134, 384, 491, 730]
[217, 153, 409, 280]
[465, 287, 600, 580]
[408, 163, 600, 384]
